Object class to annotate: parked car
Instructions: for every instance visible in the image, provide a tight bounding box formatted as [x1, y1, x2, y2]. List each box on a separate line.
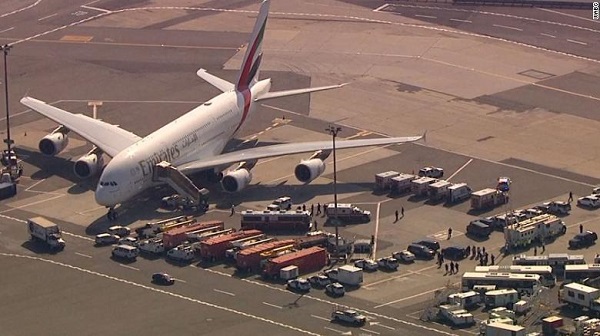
[308, 275, 331, 287]
[441, 246, 468, 260]
[287, 278, 311, 292]
[577, 196, 600, 208]
[392, 250, 415, 263]
[377, 257, 399, 271]
[325, 283, 345, 297]
[407, 243, 435, 259]
[569, 231, 598, 249]
[593, 187, 600, 195]
[95, 233, 120, 246]
[152, 272, 175, 285]
[522, 208, 544, 218]
[331, 309, 367, 326]
[111, 245, 139, 260]
[118, 236, 138, 247]
[413, 239, 440, 251]
[354, 258, 378, 271]
[418, 167, 444, 178]
[108, 225, 131, 237]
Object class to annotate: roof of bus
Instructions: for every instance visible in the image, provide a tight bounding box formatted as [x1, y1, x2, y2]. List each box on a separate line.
[462, 272, 541, 280]
[565, 263, 600, 271]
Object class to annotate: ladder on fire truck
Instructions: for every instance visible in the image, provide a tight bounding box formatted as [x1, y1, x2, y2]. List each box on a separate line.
[152, 161, 209, 206]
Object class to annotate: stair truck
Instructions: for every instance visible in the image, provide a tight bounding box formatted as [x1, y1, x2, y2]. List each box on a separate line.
[27, 217, 66, 251]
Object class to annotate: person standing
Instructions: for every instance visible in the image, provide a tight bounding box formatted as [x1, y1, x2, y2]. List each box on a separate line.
[302, 204, 306, 211]
[450, 262, 455, 274]
[395, 210, 399, 222]
[401, 207, 405, 217]
[491, 254, 495, 265]
[310, 204, 314, 216]
[569, 191, 573, 203]
[444, 263, 449, 274]
[455, 262, 459, 274]
[580, 224, 584, 234]
[448, 227, 453, 239]
[317, 203, 321, 215]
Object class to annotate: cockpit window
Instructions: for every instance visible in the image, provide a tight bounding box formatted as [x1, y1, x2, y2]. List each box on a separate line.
[100, 181, 118, 186]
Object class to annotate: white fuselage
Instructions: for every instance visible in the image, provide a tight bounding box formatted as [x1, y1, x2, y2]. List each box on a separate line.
[94, 79, 270, 206]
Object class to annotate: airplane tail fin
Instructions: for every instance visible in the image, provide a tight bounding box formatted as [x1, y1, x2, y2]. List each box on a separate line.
[236, 0, 269, 91]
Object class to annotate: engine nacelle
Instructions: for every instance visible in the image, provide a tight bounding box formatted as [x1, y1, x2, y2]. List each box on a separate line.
[39, 133, 69, 156]
[221, 169, 252, 193]
[294, 158, 326, 183]
[73, 153, 104, 179]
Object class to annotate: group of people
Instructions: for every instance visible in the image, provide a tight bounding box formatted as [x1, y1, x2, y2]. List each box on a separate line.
[466, 245, 495, 266]
[444, 261, 460, 275]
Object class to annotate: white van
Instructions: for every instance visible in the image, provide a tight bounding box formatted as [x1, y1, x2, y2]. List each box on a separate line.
[112, 245, 139, 260]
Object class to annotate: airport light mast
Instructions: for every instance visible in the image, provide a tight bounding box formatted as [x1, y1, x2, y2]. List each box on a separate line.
[1, 44, 12, 157]
[326, 125, 342, 256]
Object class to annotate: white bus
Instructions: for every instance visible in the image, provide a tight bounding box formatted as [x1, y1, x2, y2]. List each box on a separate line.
[462, 272, 541, 295]
[474, 265, 556, 287]
[512, 253, 585, 278]
[564, 264, 600, 283]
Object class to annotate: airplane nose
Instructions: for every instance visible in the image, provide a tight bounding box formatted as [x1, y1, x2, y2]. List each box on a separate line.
[94, 186, 113, 206]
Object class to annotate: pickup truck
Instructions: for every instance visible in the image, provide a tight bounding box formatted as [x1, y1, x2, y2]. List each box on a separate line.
[377, 257, 399, 271]
[331, 309, 367, 326]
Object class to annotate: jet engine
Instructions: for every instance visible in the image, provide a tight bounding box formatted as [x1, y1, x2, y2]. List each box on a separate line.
[39, 127, 69, 156]
[221, 169, 252, 193]
[294, 150, 330, 183]
[73, 147, 104, 179]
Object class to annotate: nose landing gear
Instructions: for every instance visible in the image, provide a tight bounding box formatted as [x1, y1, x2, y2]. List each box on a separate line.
[107, 207, 118, 221]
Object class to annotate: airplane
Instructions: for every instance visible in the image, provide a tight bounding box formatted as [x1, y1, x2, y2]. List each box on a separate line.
[20, 0, 422, 219]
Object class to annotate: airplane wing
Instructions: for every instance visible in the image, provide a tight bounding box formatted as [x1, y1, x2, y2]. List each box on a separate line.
[20, 97, 142, 157]
[254, 83, 348, 102]
[179, 135, 422, 174]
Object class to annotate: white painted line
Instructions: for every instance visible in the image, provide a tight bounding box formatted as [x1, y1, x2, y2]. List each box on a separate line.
[84, 0, 101, 5]
[371, 322, 396, 330]
[214, 288, 236, 296]
[361, 328, 381, 334]
[119, 264, 139, 271]
[373, 4, 389, 12]
[0, 253, 320, 335]
[311, 314, 330, 322]
[364, 264, 436, 288]
[567, 39, 587, 46]
[262, 301, 283, 309]
[75, 252, 92, 258]
[492, 24, 523, 31]
[0, 27, 15, 34]
[61, 231, 94, 242]
[173, 278, 187, 283]
[324, 326, 344, 334]
[0, 194, 65, 214]
[540, 33, 556, 38]
[0, 0, 42, 18]
[449, 18, 472, 23]
[81, 5, 111, 13]
[374, 286, 446, 308]
[447, 159, 473, 181]
[372, 201, 381, 259]
[415, 14, 437, 19]
[38, 13, 58, 21]
[538, 7, 600, 23]
[25, 178, 46, 191]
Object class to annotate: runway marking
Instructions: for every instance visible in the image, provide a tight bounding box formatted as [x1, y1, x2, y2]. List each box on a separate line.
[537, 7, 600, 23]
[75, 252, 92, 258]
[173, 278, 187, 283]
[0, 27, 15, 34]
[0, 253, 320, 336]
[0, 214, 26, 223]
[311, 314, 330, 321]
[324, 326, 344, 334]
[118, 264, 140, 271]
[361, 328, 380, 334]
[374, 286, 447, 308]
[214, 288, 236, 296]
[415, 14, 437, 19]
[0, 0, 43, 18]
[62, 231, 94, 242]
[25, 179, 46, 191]
[76, 206, 106, 215]
[84, 0, 101, 5]
[449, 18, 471, 23]
[370, 322, 396, 330]
[0, 194, 65, 214]
[60, 35, 93, 42]
[372, 202, 382, 259]
[540, 33, 556, 38]
[492, 24, 523, 31]
[38, 13, 58, 21]
[81, 5, 112, 13]
[446, 159, 473, 181]
[567, 39, 588, 46]
[262, 301, 283, 309]
[373, 4, 390, 12]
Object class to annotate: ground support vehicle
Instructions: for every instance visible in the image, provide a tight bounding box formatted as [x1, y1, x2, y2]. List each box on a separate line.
[438, 304, 475, 327]
[108, 225, 131, 237]
[471, 188, 508, 210]
[419, 166, 444, 178]
[447, 183, 472, 204]
[266, 196, 292, 211]
[428, 180, 452, 203]
[559, 283, 600, 316]
[294, 233, 329, 249]
[325, 283, 345, 297]
[166, 244, 195, 262]
[374, 171, 400, 190]
[163, 220, 224, 249]
[287, 278, 310, 292]
[27, 217, 65, 251]
[135, 215, 195, 238]
[377, 257, 399, 271]
[503, 214, 566, 250]
[138, 238, 165, 254]
[331, 309, 366, 326]
[112, 245, 138, 260]
[354, 258, 378, 271]
[262, 246, 328, 279]
[198, 229, 262, 261]
[241, 210, 312, 231]
[389, 173, 416, 195]
[324, 203, 370, 223]
[308, 275, 331, 287]
[0, 173, 16, 199]
[411, 176, 437, 197]
[235, 239, 296, 272]
[324, 265, 363, 286]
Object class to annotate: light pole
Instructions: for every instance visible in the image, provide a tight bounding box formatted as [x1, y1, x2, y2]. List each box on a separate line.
[326, 125, 341, 256]
[1, 44, 12, 157]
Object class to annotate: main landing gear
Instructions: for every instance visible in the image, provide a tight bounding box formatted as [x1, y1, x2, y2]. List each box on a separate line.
[107, 207, 118, 221]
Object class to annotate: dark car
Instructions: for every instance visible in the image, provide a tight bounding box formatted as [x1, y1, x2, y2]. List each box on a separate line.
[441, 246, 468, 260]
[569, 231, 598, 249]
[407, 243, 435, 259]
[413, 239, 440, 251]
[152, 272, 175, 285]
[466, 220, 492, 238]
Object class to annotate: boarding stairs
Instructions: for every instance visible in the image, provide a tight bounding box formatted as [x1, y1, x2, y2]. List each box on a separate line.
[153, 161, 208, 206]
